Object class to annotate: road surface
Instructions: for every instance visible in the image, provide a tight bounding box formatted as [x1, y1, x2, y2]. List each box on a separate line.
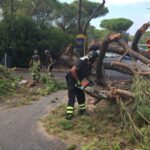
[15, 69, 131, 81]
[0, 90, 68, 150]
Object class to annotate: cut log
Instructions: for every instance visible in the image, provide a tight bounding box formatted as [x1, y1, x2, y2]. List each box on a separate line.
[111, 88, 134, 98]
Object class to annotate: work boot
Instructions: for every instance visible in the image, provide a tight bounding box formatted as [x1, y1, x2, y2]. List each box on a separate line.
[66, 113, 74, 120]
[78, 109, 90, 116]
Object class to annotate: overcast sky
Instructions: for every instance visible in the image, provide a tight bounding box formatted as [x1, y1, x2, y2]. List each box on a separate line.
[59, 0, 150, 35]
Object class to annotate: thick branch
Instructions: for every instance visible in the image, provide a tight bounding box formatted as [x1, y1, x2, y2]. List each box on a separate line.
[103, 62, 133, 75]
[112, 88, 134, 98]
[132, 22, 150, 51]
[96, 33, 122, 83]
[104, 60, 150, 76]
[111, 61, 137, 75]
[30, 0, 41, 16]
[118, 39, 150, 64]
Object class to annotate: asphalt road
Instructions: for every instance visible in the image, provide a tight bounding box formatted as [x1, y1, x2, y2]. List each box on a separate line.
[15, 69, 131, 82]
[15, 70, 67, 81]
[0, 90, 67, 150]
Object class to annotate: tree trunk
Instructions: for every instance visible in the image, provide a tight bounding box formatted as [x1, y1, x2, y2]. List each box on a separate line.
[82, 0, 105, 34]
[77, 0, 106, 55]
[132, 22, 150, 59]
[92, 39, 150, 65]
[10, 0, 14, 17]
[96, 33, 122, 85]
[103, 61, 135, 75]
[77, 0, 82, 33]
[96, 34, 150, 82]
[132, 22, 150, 51]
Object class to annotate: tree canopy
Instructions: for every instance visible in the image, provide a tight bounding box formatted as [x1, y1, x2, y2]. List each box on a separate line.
[53, 0, 108, 33]
[0, 0, 109, 66]
[100, 18, 133, 33]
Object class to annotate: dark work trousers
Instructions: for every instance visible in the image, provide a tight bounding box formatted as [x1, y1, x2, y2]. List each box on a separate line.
[66, 74, 85, 108]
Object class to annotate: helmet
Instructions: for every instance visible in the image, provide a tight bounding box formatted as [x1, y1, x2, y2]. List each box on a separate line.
[45, 49, 49, 54]
[87, 50, 99, 60]
[34, 49, 38, 54]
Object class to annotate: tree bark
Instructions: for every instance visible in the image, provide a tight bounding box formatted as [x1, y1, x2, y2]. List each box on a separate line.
[91, 39, 150, 65]
[118, 39, 150, 64]
[96, 33, 121, 85]
[132, 22, 150, 59]
[96, 34, 150, 81]
[132, 22, 150, 51]
[10, 0, 14, 17]
[103, 62, 132, 75]
[77, 0, 82, 33]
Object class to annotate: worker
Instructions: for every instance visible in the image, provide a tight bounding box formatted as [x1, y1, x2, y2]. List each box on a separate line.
[65, 50, 99, 120]
[29, 49, 41, 82]
[45, 50, 55, 77]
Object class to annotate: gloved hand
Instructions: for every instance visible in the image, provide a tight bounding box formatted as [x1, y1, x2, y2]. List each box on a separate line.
[81, 80, 90, 87]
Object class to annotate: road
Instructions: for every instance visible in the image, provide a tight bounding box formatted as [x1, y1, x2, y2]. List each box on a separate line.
[0, 90, 68, 150]
[15, 70, 67, 80]
[15, 68, 131, 81]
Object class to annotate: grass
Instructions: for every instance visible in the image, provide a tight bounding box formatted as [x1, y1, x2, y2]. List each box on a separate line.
[37, 75, 67, 96]
[0, 65, 67, 107]
[0, 74, 67, 107]
[42, 101, 149, 150]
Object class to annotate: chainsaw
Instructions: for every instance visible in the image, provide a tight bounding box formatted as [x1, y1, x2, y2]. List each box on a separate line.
[75, 84, 108, 105]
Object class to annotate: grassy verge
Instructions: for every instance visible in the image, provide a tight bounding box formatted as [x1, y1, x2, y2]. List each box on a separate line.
[0, 72, 67, 107]
[42, 101, 150, 150]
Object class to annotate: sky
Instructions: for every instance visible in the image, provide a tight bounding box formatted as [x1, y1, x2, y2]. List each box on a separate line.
[59, 0, 150, 35]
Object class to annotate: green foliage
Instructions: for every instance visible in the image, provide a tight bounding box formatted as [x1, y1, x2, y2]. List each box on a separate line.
[0, 17, 73, 67]
[58, 119, 74, 130]
[0, 0, 61, 22]
[0, 65, 19, 98]
[100, 18, 133, 33]
[0, 80, 17, 97]
[87, 26, 111, 40]
[139, 126, 150, 149]
[131, 75, 150, 127]
[39, 75, 67, 96]
[67, 144, 76, 150]
[118, 75, 150, 143]
[54, 0, 108, 33]
[73, 0, 108, 19]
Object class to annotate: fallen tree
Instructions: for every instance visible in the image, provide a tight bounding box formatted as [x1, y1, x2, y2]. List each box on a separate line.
[84, 74, 150, 139]
[62, 23, 150, 79]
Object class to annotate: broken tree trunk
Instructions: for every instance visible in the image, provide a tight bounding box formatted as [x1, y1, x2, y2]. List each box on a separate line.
[132, 22, 150, 59]
[96, 33, 122, 85]
[104, 61, 136, 76]
[95, 33, 150, 81]
[94, 39, 150, 65]
[89, 87, 134, 105]
[118, 39, 150, 65]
